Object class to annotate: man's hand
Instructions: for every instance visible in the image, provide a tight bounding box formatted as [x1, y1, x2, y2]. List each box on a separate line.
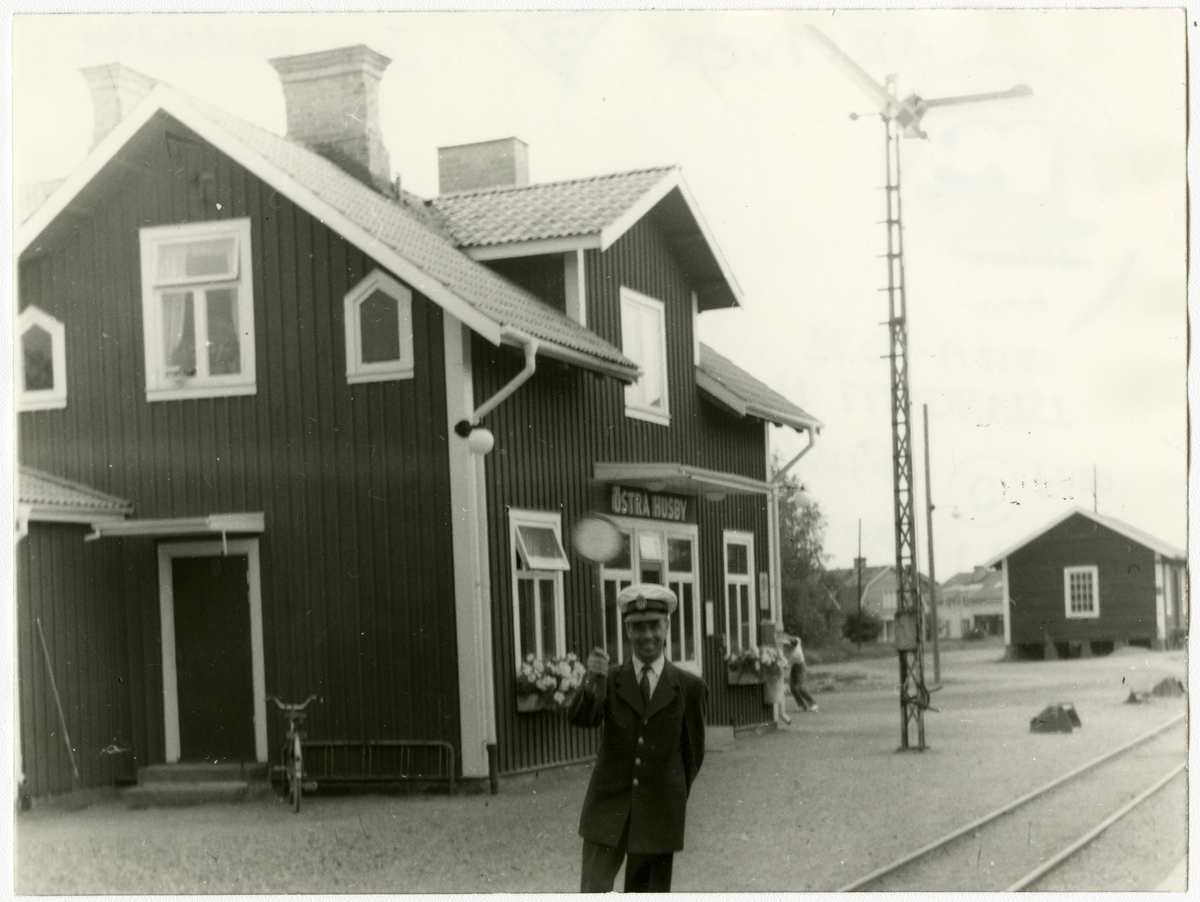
[586, 646, 610, 677]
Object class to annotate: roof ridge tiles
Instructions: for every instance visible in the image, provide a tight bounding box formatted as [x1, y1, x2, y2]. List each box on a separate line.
[429, 164, 677, 201]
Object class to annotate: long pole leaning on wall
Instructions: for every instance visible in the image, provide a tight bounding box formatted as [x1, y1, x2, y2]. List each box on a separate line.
[35, 617, 80, 786]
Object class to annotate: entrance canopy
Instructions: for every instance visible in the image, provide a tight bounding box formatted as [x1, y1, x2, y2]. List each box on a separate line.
[594, 462, 770, 500]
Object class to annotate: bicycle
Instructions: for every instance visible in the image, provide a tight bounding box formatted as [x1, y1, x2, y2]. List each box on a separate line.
[267, 695, 319, 812]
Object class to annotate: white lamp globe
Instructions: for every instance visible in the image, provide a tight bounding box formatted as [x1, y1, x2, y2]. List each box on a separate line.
[467, 427, 495, 456]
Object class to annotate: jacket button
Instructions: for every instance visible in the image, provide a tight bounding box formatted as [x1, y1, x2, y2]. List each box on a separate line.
[632, 778, 639, 787]
[637, 736, 644, 745]
[634, 758, 641, 766]
[642, 719, 648, 726]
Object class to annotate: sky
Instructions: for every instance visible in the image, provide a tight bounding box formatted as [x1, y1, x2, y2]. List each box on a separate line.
[9, 7, 1190, 577]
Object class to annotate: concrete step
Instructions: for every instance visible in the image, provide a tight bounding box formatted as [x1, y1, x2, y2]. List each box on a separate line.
[123, 779, 273, 808]
[138, 761, 269, 784]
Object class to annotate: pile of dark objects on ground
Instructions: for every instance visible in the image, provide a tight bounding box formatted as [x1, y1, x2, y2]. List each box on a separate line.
[1125, 676, 1186, 705]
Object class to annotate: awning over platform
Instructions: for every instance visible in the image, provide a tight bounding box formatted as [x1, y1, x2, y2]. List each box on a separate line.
[594, 462, 771, 499]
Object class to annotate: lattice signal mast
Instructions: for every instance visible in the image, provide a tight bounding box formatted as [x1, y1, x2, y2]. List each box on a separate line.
[808, 25, 1030, 750]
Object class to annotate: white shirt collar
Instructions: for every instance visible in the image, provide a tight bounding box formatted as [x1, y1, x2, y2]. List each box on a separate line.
[631, 654, 665, 677]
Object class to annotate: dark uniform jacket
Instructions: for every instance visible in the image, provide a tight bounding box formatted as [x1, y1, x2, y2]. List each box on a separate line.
[570, 658, 708, 855]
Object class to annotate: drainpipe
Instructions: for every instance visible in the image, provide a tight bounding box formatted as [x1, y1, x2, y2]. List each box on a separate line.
[768, 428, 818, 629]
[454, 329, 539, 449]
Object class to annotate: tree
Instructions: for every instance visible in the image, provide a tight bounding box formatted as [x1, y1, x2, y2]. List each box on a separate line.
[775, 463, 842, 647]
[842, 610, 883, 644]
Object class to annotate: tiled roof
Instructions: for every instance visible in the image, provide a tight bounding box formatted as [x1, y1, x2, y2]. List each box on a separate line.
[429, 168, 675, 247]
[189, 100, 636, 375]
[697, 344, 821, 433]
[19, 466, 132, 517]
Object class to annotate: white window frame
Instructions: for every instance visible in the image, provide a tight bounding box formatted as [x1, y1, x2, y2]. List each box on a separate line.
[344, 269, 414, 384]
[509, 509, 569, 667]
[600, 517, 702, 675]
[723, 530, 757, 654]
[620, 286, 670, 426]
[139, 218, 256, 402]
[17, 305, 67, 411]
[1063, 565, 1100, 619]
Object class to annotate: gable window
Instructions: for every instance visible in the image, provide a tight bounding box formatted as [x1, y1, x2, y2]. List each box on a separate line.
[139, 219, 255, 401]
[510, 509, 570, 665]
[1064, 565, 1099, 619]
[17, 306, 67, 411]
[600, 519, 702, 674]
[620, 287, 670, 425]
[344, 269, 414, 384]
[724, 531, 756, 653]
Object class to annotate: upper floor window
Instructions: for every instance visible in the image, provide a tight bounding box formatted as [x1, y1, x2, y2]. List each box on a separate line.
[139, 219, 255, 401]
[344, 269, 414, 384]
[620, 287, 670, 425]
[510, 509, 570, 666]
[724, 531, 757, 654]
[17, 305, 67, 411]
[1064, 565, 1099, 619]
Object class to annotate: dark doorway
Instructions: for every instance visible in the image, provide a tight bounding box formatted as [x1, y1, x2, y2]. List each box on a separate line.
[172, 554, 256, 762]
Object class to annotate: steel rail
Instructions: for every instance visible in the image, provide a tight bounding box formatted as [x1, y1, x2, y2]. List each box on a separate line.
[837, 713, 1186, 891]
[1006, 761, 1187, 891]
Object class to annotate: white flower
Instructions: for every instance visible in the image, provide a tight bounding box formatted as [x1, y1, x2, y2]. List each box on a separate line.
[553, 691, 565, 704]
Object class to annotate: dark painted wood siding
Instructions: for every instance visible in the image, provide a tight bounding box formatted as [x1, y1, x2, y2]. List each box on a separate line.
[478, 215, 772, 773]
[18, 114, 462, 783]
[1008, 514, 1158, 645]
[16, 525, 162, 796]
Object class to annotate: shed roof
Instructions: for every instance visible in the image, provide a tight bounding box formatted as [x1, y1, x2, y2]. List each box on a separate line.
[18, 466, 133, 520]
[984, 507, 1185, 567]
[696, 343, 822, 434]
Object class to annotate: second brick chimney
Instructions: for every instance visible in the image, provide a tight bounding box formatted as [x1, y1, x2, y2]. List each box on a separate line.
[438, 138, 529, 194]
[270, 45, 393, 193]
[80, 63, 158, 149]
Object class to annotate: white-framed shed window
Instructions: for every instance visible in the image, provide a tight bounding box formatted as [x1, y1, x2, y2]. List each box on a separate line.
[620, 286, 670, 426]
[17, 305, 67, 411]
[599, 518, 702, 675]
[139, 219, 255, 401]
[1064, 565, 1100, 619]
[724, 530, 756, 653]
[510, 509, 570, 666]
[344, 269, 414, 384]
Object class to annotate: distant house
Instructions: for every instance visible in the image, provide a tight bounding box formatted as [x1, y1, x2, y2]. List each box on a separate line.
[938, 566, 1004, 639]
[984, 508, 1187, 659]
[828, 559, 934, 643]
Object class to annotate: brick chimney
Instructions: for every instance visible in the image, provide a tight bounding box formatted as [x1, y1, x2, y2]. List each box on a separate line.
[269, 45, 393, 193]
[80, 64, 158, 149]
[438, 138, 529, 194]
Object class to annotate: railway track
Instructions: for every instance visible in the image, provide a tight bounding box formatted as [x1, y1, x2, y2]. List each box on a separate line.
[838, 714, 1187, 892]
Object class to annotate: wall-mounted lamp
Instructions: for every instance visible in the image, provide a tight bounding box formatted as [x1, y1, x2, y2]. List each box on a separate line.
[646, 481, 666, 493]
[455, 420, 495, 456]
[705, 492, 727, 503]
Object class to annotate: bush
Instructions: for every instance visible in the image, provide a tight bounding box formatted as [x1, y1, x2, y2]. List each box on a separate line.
[842, 610, 883, 644]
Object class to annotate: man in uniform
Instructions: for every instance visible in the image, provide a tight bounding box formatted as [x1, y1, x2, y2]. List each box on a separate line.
[570, 584, 708, 893]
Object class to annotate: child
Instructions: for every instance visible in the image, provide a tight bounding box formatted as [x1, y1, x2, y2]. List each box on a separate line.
[782, 635, 817, 713]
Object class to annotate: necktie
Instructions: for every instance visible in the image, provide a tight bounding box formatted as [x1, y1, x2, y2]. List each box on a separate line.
[640, 665, 652, 707]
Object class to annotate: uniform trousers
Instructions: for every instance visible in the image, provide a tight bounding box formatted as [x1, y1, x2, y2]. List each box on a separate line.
[580, 815, 674, 893]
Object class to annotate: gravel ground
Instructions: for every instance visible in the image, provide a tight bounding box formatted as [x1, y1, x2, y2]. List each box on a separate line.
[14, 643, 1187, 894]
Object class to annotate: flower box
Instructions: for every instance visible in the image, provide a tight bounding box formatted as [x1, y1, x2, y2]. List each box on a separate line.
[516, 691, 576, 713]
[515, 653, 586, 713]
[725, 645, 787, 687]
[727, 669, 765, 687]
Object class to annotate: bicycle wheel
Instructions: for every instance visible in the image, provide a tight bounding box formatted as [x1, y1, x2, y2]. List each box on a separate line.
[290, 732, 303, 813]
